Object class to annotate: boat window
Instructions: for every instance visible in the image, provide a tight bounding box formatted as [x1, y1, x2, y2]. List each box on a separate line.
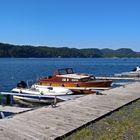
[62, 78, 70, 81]
[81, 78, 89, 82]
[71, 79, 78, 82]
[67, 68, 74, 74]
[59, 69, 67, 75]
[59, 68, 74, 75]
[54, 68, 74, 75]
[90, 76, 96, 80]
[62, 78, 67, 81]
[48, 87, 53, 90]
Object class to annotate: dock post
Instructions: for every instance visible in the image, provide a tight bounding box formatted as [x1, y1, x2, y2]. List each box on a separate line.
[0, 94, 14, 106]
[51, 96, 57, 108]
[0, 112, 5, 119]
[10, 95, 14, 106]
[54, 96, 57, 105]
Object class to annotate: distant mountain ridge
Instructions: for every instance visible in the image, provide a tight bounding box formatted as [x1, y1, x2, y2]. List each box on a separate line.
[0, 42, 139, 58]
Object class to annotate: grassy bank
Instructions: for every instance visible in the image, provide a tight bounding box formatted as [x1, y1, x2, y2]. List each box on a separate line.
[64, 99, 140, 140]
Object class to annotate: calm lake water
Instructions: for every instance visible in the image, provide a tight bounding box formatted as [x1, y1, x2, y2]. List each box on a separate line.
[0, 58, 140, 91]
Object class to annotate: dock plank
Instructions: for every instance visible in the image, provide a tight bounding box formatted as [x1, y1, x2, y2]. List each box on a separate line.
[0, 106, 32, 114]
[0, 82, 140, 140]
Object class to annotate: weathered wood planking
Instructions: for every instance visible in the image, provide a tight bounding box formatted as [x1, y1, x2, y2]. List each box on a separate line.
[0, 82, 140, 140]
[0, 106, 33, 114]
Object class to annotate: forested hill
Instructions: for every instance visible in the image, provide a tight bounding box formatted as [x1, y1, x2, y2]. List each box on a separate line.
[0, 43, 140, 58]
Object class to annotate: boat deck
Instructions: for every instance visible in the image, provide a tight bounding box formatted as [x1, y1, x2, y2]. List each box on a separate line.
[0, 82, 140, 140]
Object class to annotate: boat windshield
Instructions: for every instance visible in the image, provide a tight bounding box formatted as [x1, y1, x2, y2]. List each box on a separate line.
[54, 68, 74, 75]
[81, 76, 96, 82]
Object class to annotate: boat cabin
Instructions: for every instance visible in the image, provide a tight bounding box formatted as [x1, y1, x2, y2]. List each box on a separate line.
[40, 68, 96, 83]
[38, 68, 112, 91]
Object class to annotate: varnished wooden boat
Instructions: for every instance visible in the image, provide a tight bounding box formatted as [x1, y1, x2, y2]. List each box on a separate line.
[38, 68, 112, 94]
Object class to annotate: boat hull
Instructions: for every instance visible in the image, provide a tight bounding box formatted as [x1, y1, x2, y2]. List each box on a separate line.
[39, 80, 112, 94]
[11, 86, 73, 104]
[13, 95, 58, 104]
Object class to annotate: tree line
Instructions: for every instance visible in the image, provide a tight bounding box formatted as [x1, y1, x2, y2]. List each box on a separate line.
[0, 43, 140, 58]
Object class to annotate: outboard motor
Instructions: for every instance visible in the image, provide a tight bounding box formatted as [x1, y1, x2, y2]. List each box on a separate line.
[132, 67, 137, 72]
[17, 81, 27, 88]
[132, 67, 140, 72]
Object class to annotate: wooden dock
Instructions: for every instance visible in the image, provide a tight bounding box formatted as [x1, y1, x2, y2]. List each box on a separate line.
[0, 106, 33, 114]
[0, 82, 140, 140]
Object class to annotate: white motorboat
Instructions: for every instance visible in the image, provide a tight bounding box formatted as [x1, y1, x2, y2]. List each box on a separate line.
[11, 81, 73, 104]
[114, 66, 140, 77]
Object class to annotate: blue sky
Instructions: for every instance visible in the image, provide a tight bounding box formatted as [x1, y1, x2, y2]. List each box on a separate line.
[0, 0, 140, 51]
